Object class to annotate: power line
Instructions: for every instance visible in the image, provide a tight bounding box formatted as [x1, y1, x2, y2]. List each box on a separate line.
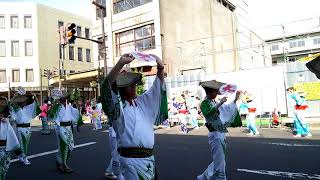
[252, 16, 319, 30]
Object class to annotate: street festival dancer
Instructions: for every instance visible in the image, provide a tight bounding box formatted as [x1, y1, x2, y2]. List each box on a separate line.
[101, 53, 166, 179]
[95, 98, 103, 129]
[105, 123, 122, 180]
[10, 87, 40, 166]
[244, 94, 259, 136]
[197, 80, 242, 180]
[0, 97, 22, 180]
[40, 99, 52, 135]
[48, 90, 84, 174]
[287, 87, 312, 138]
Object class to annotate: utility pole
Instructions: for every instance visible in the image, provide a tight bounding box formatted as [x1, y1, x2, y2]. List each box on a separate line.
[7, 77, 10, 101]
[282, 24, 289, 118]
[40, 67, 43, 104]
[92, 0, 107, 77]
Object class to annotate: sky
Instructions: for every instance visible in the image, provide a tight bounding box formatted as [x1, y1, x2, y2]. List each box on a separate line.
[248, 0, 320, 39]
[4, 0, 320, 40]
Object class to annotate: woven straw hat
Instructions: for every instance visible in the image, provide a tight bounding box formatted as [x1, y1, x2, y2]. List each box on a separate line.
[11, 94, 32, 104]
[116, 72, 142, 88]
[199, 80, 225, 90]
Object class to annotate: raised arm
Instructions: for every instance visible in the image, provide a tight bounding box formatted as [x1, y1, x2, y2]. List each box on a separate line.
[107, 53, 135, 85]
[149, 54, 164, 82]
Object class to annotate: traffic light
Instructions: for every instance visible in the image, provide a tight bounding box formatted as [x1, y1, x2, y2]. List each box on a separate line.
[66, 23, 77, 44]
[43, 69, 49, 77]
[53, 69, 58, 76]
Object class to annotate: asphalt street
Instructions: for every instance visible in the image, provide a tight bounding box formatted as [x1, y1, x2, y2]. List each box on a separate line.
[7, 124, 320, 180]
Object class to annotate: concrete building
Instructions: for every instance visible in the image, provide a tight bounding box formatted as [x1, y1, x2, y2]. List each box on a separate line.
[92, 0, 246, 77]
[229, 0, 272, 70]
[0, 2, 94, 97]
[92, 0, 271, 77]
[266, 31, 320, 65]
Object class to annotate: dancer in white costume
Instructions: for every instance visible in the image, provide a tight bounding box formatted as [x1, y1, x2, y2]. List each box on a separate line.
[0, 97, 22, 180]
[48, 93, 84, 174]
[101, 53, 165, 180]
[10, 90, 40, 166]
[197, 80, 241, 180]
[244, 95, 259, 136]
[105, 124, 123, 180]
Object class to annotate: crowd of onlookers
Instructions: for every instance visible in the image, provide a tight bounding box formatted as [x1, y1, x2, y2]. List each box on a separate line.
[166, 90, 203, 134]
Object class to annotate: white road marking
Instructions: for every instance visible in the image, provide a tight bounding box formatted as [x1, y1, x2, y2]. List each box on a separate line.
[237, 169, 320, 179]
[11, 142, 96, 163]
[265, 142, 320, 147]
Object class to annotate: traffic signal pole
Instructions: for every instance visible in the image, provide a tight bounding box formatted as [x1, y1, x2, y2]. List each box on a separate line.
[92, 0, 107, 77]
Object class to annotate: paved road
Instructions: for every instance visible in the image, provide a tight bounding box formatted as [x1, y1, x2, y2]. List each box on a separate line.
[7, 124, 320, 180]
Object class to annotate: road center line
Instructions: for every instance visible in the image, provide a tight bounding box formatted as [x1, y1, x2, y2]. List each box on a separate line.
[237, 169, 320, 179]
[265, 142, 320, 147]
[10, 142, 96, 163]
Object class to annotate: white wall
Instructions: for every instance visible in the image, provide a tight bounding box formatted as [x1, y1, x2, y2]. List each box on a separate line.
[0, 2, 39, 91]
[144, 66, 287, 115]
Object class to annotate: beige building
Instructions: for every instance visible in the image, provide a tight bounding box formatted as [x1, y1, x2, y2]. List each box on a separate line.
[0, 2, 94, 98]
[92, 0, 243, 76]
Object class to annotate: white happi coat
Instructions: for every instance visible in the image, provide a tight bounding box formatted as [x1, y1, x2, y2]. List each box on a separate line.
[52, 104, 81, 150]
[0, 119, 20, 152]
[111, 77, 162, 180]
[11, 101, 37, 127]
[11, 101, 37, 156]
[198, 99, 239, 180]
[0, 119, 20, 179]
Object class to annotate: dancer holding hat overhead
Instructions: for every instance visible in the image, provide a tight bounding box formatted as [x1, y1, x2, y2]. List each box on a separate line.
[0, 97, 22, 180]
[10, 87, 40, 166]
[197, 80, 241, 180]
[100, 53, 165, 180]
[48, 91, 84, 174]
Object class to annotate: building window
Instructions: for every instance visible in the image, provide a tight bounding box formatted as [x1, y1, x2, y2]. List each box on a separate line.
[271, 44, 279, 51]
[288, 57, 297, 62]
[289, 40, 305, 48]
[24, 16, 32, 28]
[10, 16, 18, 28]
[12, 69, 20, 82]
[0, 41, 5, 57]
[11, 41, 19, 57]
[86, 49, 91, 62]
[113, 0, 153, 14]
[313, 38, 320, 45]
[78, 47, 83, 61]
[297, 40, 305, 47]
[116, 24, 155, 56]
[96, 0, 106, 19]
[0, 70, 6, 83]
[24, 41, 33, 56]
[26, 69, 34, 82]
[0, 16, 5, 29]
[69, 46, 74, 60]
[77, 26, 82, 37]
[85, 28, 90, 38]
[58, 21, 64, 28]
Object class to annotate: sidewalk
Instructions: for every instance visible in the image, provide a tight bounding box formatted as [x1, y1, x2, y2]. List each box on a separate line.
[154, 125, 320, 139]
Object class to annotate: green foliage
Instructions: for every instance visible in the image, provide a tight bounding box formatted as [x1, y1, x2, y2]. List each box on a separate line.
[133, 68, 145, 96]
[70, 89, 81, 101]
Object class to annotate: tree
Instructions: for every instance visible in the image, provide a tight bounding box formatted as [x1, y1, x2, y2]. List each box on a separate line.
[133, 68, 145, 96]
